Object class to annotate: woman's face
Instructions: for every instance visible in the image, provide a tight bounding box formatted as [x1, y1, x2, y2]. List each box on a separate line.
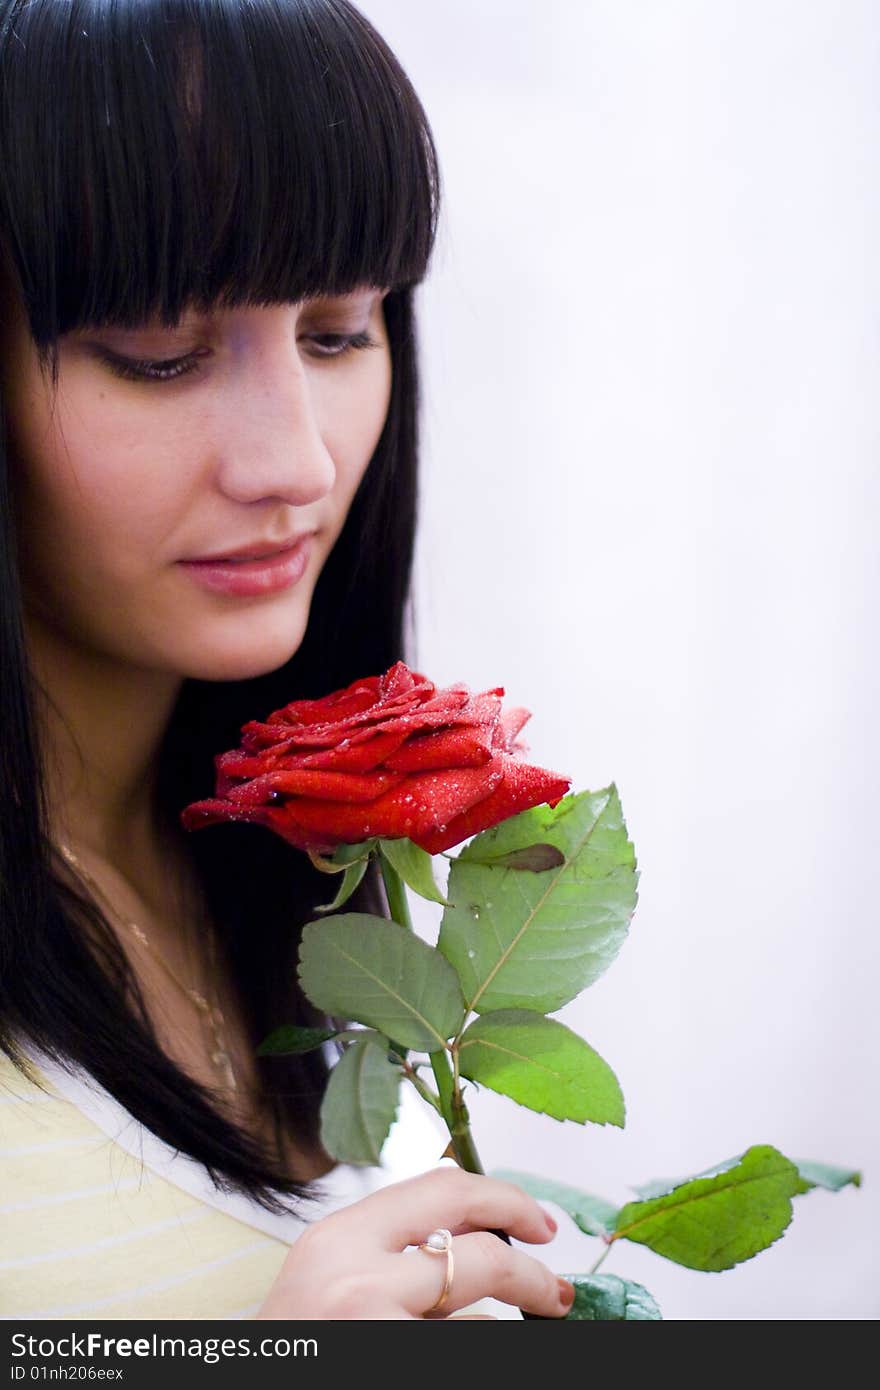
[0, 286, 392, 681]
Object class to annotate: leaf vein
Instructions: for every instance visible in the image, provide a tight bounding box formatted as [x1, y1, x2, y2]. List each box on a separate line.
[330, 941, 448, 1048]
[466, 792, 613, 1012]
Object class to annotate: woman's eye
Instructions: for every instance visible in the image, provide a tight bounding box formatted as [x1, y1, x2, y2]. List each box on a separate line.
[98, 350, 207, 383]
[95, 328, 379, 383]
[303, 330, 380, 358]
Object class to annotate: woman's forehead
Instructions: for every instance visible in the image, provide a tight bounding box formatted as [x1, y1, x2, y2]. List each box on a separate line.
[0, 0, 438, 347]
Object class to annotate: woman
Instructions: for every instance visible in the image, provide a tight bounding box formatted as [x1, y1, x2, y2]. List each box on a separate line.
[0, 0, 573, 1321]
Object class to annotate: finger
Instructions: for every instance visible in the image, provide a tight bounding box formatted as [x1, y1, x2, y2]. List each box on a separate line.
[397, 1231, 570, 1320]
[326, 1166, 557, 1252]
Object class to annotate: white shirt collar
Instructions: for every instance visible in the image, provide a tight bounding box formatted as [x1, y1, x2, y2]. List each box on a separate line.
[17, 1040, 451, 1244]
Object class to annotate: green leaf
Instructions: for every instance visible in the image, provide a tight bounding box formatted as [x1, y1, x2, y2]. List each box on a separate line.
[614, 1145, 811, 1271]
[634, 1154, 863, 1202]
[256, 1024, 390, 1056]
[562, 1274, 662, 1321]
[631, 1157, 742, 1200]
[490, 1168, 619, 1238]
[314, 856, 370, 913]
[438, 786, 638, 1014]
[484, 843, 565, 871]
[458, 1011, 624, 1126]
[319, 1037, 401, 1165]
[793, 1159, 862, 1192]
[378, 837, 449, 906]
[256, 1024, 339, 1056]
[332, 838, 379, 865]
[298, 914, 466, 1051]
[307, 838, 378, 873]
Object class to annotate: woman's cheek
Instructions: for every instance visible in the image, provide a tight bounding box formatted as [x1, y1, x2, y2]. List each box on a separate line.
[317, 353, 392, 517]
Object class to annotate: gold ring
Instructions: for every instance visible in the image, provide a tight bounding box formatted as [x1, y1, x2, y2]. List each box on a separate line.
[418, 1228, 454, 1314]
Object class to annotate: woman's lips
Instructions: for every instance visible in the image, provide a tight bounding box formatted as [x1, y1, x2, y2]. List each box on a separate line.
[177, 534, 313, 596]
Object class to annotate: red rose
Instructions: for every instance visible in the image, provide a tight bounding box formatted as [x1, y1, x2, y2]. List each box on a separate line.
[180, 660, 570, 856]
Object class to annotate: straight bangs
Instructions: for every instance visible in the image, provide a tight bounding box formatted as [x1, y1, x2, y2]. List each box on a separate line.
[0, 0, 440, 373]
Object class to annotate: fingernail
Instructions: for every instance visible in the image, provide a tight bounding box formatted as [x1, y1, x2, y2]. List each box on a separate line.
[558, 1277, 575, 1308]
[544, 1211, 558, 1234]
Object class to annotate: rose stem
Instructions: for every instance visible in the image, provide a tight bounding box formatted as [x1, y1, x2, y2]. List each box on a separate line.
[376, 849, 474, 1157]
[377, 848, 465, 1151]
[377, 849, 412, 935]
[429, 1047, 485, 1173]
[376, 846, 528, 1300]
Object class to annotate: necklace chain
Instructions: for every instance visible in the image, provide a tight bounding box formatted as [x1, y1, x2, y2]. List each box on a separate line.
[55, 841, 238, 1094]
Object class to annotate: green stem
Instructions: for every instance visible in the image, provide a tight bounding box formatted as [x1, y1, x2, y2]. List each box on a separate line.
[589, 1243, 613, 1275]
[378, 849, 487, 1173]
[430, 1047, 456, 1126]
[429, 1047, 486, 1172]
[378, 849, 413, 931]
[379, 850, 452, 1123]
[377, 848, 414, 1074]
[378, 846, 533, 1317]
[402, 1064, 443, 1114]
[451, 1094, 485, 1174]
[431, 1042, 528, 1313]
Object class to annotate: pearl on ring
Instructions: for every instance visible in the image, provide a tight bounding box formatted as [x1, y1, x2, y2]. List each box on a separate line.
[418, 1228, 454, 1314]
[425, 1230, 449, 1251]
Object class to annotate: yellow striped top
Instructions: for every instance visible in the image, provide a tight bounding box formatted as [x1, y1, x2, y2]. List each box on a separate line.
[0, 1043, 451, 1321]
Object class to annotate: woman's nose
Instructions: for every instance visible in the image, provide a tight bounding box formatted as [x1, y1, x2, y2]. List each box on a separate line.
[214, 339, 337, 506]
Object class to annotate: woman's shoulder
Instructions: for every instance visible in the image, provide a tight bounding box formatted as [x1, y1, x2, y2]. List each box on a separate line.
[0, 1045, 453, 1320]
[0, 1048, 293, 1319]
[0, 1046, 93, 1152]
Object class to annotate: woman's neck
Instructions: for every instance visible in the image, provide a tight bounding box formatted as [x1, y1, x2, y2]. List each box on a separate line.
[23, 617, 337, 1181]
[25, 607, 184, 866]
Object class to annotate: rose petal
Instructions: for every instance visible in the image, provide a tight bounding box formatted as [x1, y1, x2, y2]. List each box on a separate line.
[266, 675, 383, 728]
[290, 727, 411, 773]
[180, 797, 257, 831]
[179, 800, 341, 855]
[246, 698, 473, 751]
[249, 760, 506, 847]
[383, 721, 496, 771]
[379, 661, 435, 703]
[412, 756, 571, 855]
[223, 767, 406, 806]
[215, 726, 413, 788]
[497, 705, 532, 749]
[180, 660, 572, 858]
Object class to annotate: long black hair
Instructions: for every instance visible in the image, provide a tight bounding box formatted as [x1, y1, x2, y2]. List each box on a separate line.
[0, 0, 440, 1212]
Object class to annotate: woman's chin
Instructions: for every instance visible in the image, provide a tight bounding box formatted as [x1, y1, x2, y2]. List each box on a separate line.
[175, 616, 310, 684]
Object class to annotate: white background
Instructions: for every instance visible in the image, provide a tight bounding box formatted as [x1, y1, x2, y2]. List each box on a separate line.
[357, 1, 878, 1319]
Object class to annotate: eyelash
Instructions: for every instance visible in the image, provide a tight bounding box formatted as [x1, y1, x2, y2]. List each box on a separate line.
[100, 330, 380, 383]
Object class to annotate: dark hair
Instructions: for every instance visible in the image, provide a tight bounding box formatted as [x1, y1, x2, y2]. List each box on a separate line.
[0, 0, 440, 1212]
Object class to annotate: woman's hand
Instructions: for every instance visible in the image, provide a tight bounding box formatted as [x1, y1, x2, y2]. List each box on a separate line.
[255, 1166, 574, 1320]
